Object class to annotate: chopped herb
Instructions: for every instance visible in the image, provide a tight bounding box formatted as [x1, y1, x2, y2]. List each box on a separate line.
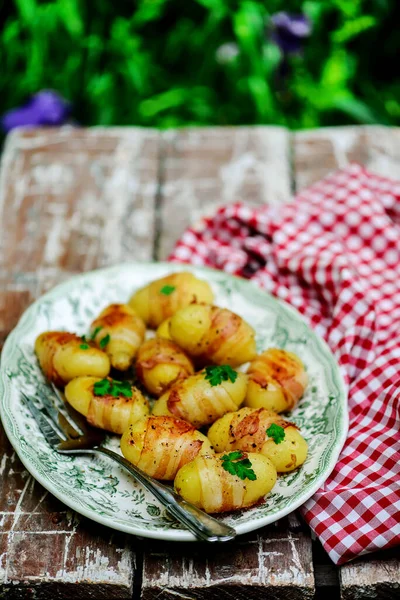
[220, 451, 257, 481]
[204, 365, 238, 387]
[160, 285, 176, 296]
[90, 325, 103, 340]
[80, 334, 89, 350]
[99, 334, 110, 349]
[266, 423, 286, 444]
[93, 378, 132, 398]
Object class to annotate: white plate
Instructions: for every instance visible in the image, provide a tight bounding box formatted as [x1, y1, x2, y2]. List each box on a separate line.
[0, 263, 348, 541]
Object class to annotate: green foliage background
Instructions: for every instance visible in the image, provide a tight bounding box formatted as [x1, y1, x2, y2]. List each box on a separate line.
[1, 0, 399, 129]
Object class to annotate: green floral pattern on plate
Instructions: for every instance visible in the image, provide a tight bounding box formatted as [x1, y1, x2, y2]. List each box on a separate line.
[0, 263, 348, 541]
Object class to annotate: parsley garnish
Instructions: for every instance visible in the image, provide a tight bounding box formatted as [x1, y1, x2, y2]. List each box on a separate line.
[80, 335, 89, 350]
[160, 285, 176, 296]
[221, 451, 257, 481]
[99, 334, 110, 349]
[204, 365, 238, 387]
[90, 325, 103, 340]
[93, 378, 132, 398]
[266, 424, 286, 444]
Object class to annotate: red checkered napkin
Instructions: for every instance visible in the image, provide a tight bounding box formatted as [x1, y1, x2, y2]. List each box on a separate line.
[169, 164, 400, 565]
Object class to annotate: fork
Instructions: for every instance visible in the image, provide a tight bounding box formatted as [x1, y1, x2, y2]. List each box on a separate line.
[22, 385, 236, 543]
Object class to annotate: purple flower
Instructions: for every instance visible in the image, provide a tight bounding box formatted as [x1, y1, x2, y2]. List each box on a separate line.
[270, 12, 311, 55]
[1, 90, 70, 133]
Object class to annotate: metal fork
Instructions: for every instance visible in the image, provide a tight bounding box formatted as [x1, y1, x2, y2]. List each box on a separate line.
[22, 385, 236, 543]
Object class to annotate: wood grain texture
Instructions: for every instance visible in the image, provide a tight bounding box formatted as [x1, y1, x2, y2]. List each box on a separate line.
[142, 516, 314, 600]
[293, 125, 400, 190]
[0, 127, 160, 597]
[157, 126, 291, 259]
[340, 550, 400, 600]
[0, 127, 159, 273]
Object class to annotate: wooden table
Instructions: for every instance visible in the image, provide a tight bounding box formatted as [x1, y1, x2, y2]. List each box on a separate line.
[1, 125, 399, 599]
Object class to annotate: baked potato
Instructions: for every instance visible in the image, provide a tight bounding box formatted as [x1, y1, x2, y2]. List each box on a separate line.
[35, 331, 110, 387]
[65, 376, 149, 434]
[120, 415, 213, 480]
[245, 349, 308, 413]
[208, 406, 308, 472]
[168, 304, 257, 367]
[174, 452, 277, 513]
[152, 367, 247, 428]
[129, 271, 214, 328]
[90, 303, 145, 371]
[135, 338, 194, 397]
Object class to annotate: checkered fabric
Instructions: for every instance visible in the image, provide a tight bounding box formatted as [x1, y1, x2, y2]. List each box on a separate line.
[169, 164, 400, 565]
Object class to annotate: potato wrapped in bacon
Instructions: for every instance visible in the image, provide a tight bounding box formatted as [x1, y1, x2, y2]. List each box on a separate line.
[208, 407, 308, 473]
[245, 348, 308, 413]
[65, 376, 149, 435]
[168, 304, 256, 367]
[174, 452, 277, 513]
[135, 338, 194, 397]
[120, 415, 213, 480]
[35, 331, 110, 387]
[90, 303, 145, 371]
[152, 366, 247, 428]
[129, 271, 214, 328]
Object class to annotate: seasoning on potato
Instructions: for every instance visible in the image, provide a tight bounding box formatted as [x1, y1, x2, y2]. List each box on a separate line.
[168, 304, 257, 367]
[65, 376, 149, 435]
[120, 415, 213, 480]
[174, 451, 277, 513]
[207, 406, 308, 473]
[152, 365, 247, 428]
[128, 271, 214, 328]
[135, 338, 194, 397]
[89, 303, 145, 371]
[35, 331, 110, 387]
[245, 348, 308, 413]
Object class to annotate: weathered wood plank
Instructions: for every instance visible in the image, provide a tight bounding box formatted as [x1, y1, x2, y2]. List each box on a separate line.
[293, 125, 400, 190]
[157, 126, 291, 259]
[142, 516, 314, 600]
[0, 127, 160, 597]
[340, 550, 400, 600]
[0, 127, 159, 272]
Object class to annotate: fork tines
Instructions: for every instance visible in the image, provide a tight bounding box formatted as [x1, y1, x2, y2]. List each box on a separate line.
[22, 392, 64, 448]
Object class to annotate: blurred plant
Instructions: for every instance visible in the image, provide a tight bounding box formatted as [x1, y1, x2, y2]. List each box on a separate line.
[1, 90, 70, 132]
[0, 0, 398, 131]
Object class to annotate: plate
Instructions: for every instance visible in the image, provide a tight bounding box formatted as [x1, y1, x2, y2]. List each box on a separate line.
[0, 263, 348, 541]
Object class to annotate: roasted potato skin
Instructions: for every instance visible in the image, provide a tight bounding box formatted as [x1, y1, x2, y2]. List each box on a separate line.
[152, 370, 248, 428]
[208, 407, 308, 472]
[135, 338, 194, 397]
[90, 303, 145, 371]
[128, 272, 214, 328]
[168, 304, 257, 367]
[65, 376, 149, 434]
[120, 415, 213, 480]
[35, 331, 110, 386]
[245, 349, 308, 413]
[174, 452, 277, 513]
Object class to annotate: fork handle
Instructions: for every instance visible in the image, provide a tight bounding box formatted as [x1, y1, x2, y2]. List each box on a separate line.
[91, 447, 236, 542]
